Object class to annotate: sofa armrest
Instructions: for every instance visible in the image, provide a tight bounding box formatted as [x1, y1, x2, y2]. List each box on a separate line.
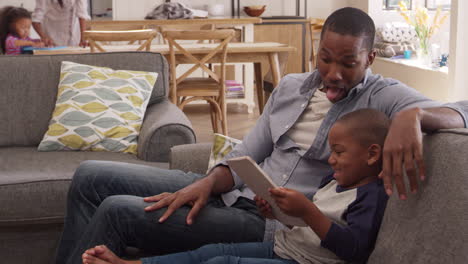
[368, 128, 468, 263]
[137, 99, 196, 162]
[170, 143, 212, 174]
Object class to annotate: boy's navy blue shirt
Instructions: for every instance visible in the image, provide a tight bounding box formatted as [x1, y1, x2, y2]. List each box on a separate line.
[274, 174, 389, 263]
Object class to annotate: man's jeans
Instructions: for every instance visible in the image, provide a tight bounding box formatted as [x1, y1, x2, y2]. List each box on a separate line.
[141, 241, 298, 264]
[54, 160, 265, 264]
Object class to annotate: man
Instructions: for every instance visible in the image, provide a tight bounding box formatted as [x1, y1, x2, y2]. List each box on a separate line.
[56, 7, 467, 264]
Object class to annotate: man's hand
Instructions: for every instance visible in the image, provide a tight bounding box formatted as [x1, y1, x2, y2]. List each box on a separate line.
[254, 195, 275, 219]
[143, 177, 214, 225]
[143, 165, 234, 225]
[381, 106, 465, 200]
[380, 108, 424, 200]
[269, 187, 311, 217]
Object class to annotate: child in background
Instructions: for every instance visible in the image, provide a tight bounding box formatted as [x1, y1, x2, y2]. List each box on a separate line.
[82, 108, 390, 264]
[0, 6, 44, 55]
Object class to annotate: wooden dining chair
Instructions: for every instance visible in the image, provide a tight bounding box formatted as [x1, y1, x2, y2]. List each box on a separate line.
[307, 18, 325, 71]
[83, 29, 158, 52]
[158, 24, 216, 44]
[87, 24, 151, 45]
[163, 29, 235, 135]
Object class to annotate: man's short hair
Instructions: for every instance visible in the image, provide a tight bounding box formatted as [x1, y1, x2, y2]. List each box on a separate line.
[336, 108, 390, 148]
[321, 7, 376, 51]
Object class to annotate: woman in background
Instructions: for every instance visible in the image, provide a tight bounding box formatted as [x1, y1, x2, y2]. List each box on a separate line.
[32, 0, 90, 47]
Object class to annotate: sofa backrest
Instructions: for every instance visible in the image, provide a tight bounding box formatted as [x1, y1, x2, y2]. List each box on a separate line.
[0, 52, 169, 147]
[369, 128, 468, 263]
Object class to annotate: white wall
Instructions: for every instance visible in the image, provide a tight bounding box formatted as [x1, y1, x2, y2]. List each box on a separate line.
[306, 1, 335, 19]
[110, 0, 351, 21]
[1, 0, 35, 10]
[448, 0, 468, 101]
[112, 0, 303, 20]
[92, 0, 112, 15]
[306, 0, 356, 19]
[371, 59, 449, 100]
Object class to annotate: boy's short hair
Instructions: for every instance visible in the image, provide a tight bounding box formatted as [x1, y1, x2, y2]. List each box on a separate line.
[321, 7, 376, 51]
[336, 108, 390, 147]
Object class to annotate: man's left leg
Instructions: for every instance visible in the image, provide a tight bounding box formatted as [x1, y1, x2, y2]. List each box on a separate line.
[66, 195, 265, 264]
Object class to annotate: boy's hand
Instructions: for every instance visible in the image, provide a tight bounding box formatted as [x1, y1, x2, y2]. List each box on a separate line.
[270, 187, 311, 217]
[254, 195, 275, 219]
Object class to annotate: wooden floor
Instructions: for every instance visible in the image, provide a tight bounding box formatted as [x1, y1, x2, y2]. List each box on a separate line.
[183, 103, 260, 143]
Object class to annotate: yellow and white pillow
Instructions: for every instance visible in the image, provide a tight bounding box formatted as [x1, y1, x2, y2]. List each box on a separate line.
[38, 61, 158, 154]
[207, 133, 242, 172]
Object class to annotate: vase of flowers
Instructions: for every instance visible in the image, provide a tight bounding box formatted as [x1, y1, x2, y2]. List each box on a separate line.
[398, 1, 448, 65]
[416, 36, 431, 65]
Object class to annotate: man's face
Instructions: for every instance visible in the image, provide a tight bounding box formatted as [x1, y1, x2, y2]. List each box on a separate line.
[328, 122, 371, 188]
[317, 30, 375, 103]
[13, 18, 31, 39]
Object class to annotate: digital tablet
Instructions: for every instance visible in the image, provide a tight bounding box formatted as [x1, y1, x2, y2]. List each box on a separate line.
[227, 156, 307, 227]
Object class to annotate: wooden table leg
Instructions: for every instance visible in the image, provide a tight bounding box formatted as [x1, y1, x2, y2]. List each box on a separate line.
[268, 52, 281, 87]
[263, 52, 281, 104]
[254, 62, 264, 114]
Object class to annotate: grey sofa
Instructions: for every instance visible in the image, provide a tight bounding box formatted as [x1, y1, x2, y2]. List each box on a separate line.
[170, 129, 468, 263]
[0, 52, 195, 264]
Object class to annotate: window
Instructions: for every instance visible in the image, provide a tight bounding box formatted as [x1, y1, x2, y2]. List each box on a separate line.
[425, 0, 451, 10]
[383, 0, 411, 10]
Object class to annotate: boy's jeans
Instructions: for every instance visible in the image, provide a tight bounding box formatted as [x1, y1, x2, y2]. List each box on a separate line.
[142, 241, 298, 264]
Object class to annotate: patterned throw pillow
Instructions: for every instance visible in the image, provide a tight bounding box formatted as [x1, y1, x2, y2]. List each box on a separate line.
[377, 22, 417, 43]
[207, 133, 242, 173]
[38, 61, 158, 154]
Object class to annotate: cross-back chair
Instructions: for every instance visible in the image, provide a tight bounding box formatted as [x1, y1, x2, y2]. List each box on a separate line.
[158, 24, 216, 44]
[83, 29, 158, 52]
[163, 29, 235, 135]
[87, 24, 150, 45]
[307, 18, 325, 71]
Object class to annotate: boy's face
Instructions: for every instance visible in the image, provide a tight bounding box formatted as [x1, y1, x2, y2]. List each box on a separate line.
[13, 18, 31, 39]
[328, 122, 372, 188]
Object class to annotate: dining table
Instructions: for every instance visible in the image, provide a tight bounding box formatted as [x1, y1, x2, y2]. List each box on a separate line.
[33, 42, 295, 113]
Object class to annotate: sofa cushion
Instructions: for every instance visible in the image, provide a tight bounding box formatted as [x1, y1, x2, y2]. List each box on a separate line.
[368, 129, 468, 263]
[207, 133, 241, 172]
[0, 52, 169, 147]
[38, 61, 157, 154]
[0, 147, 168, 226]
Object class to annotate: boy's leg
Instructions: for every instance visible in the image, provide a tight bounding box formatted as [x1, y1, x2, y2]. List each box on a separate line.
[203, 256, 298, 264]
[141, 242, 281, 264]
[55, 160, 206, 264]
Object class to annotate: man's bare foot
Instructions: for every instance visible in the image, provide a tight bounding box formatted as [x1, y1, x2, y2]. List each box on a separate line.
[82, 245, 140, 264]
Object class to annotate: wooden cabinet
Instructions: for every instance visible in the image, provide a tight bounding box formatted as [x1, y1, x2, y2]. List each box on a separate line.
[254, 19, 308, 74]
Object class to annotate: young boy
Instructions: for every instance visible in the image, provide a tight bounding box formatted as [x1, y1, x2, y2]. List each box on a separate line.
[82, 108, 390, 264]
